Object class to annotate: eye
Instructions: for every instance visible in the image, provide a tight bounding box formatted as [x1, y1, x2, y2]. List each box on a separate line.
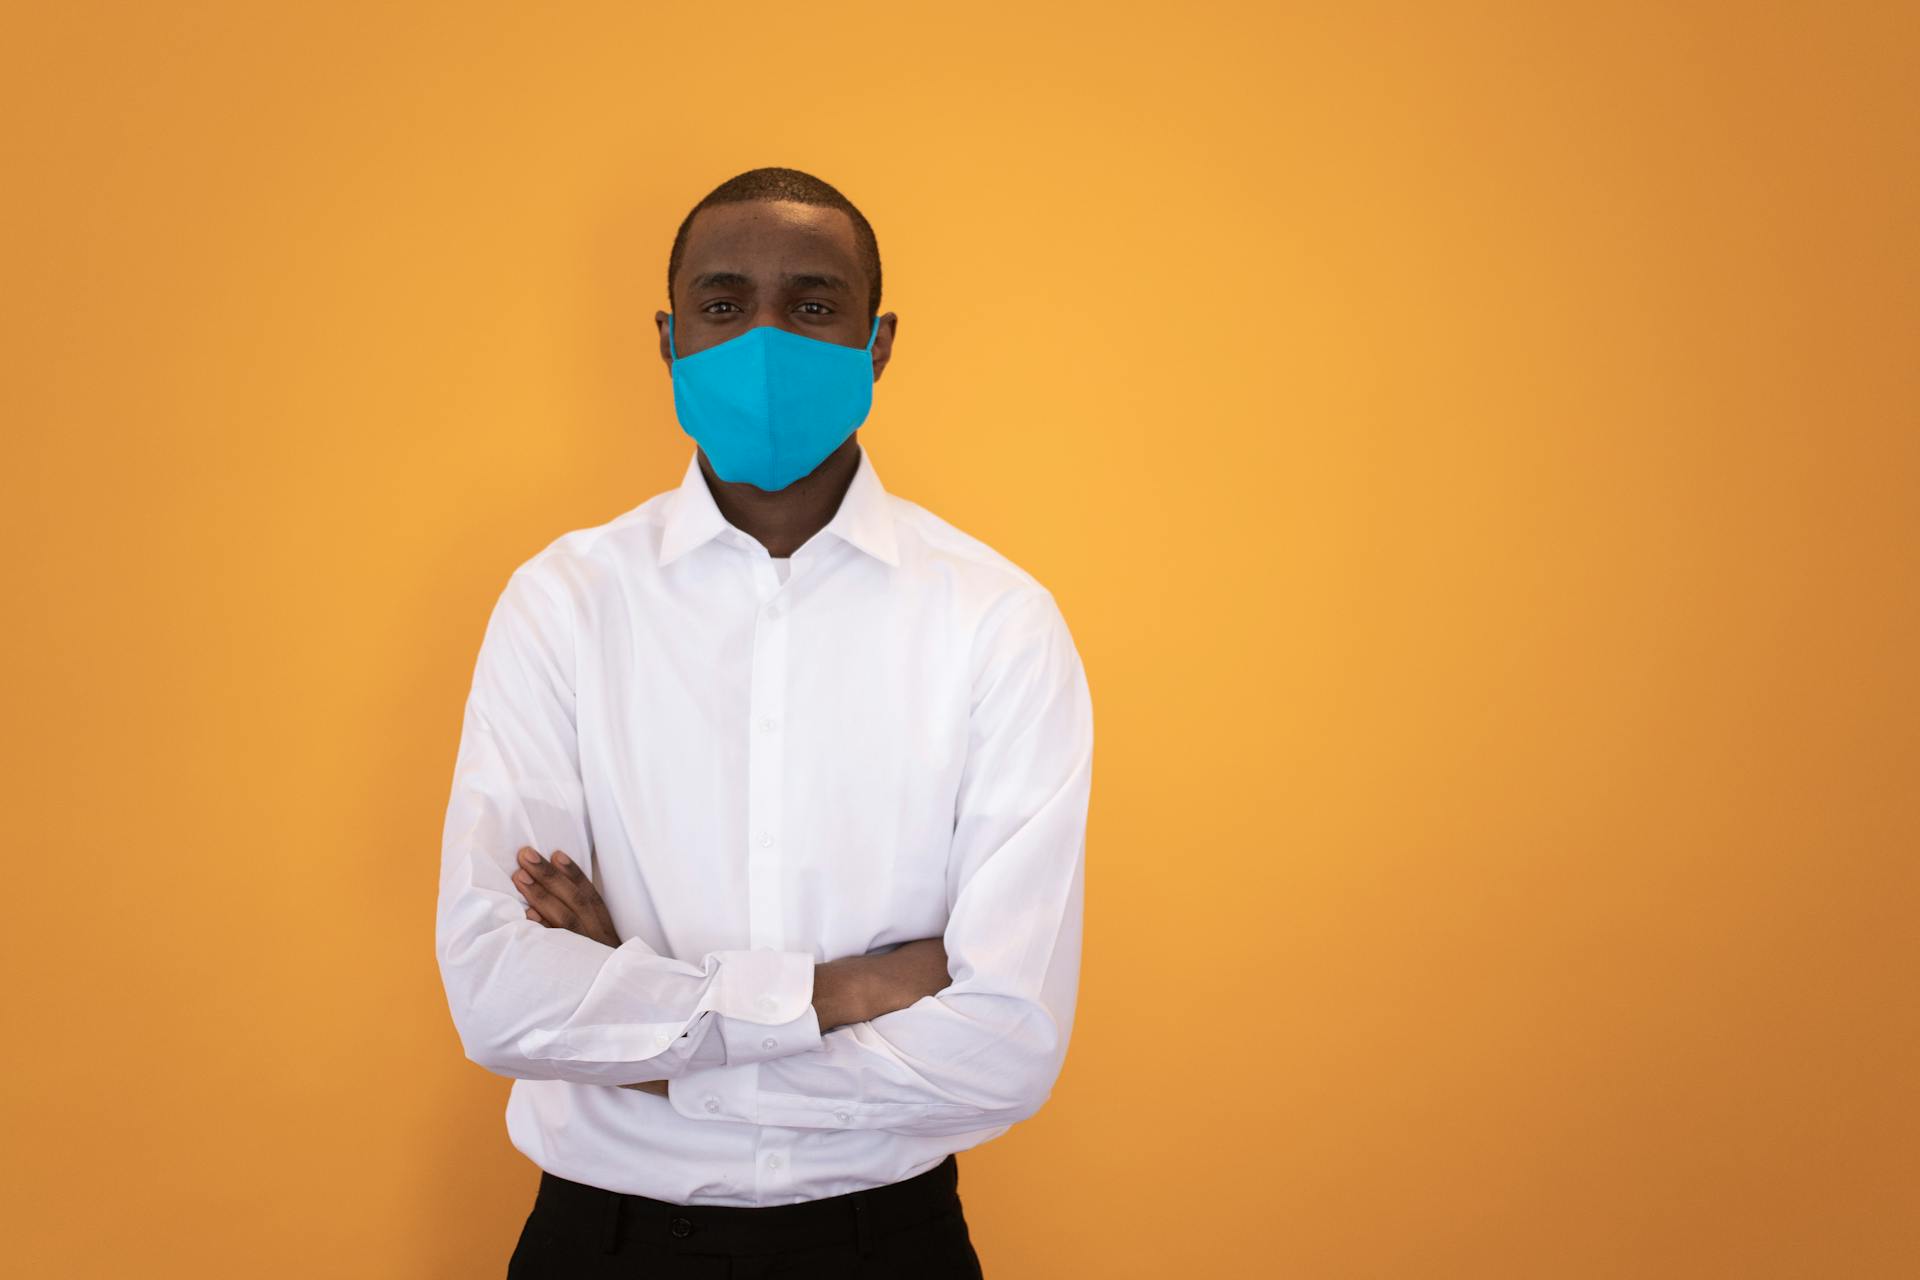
[794, 301, 833, 316]
[702, 300, 742, 314]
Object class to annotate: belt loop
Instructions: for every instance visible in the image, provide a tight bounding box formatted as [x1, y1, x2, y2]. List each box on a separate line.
[601, 1188, 623, 1255]
[852, 1189, 875, 1257]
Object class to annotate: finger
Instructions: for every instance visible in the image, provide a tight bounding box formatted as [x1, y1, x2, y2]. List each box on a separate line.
[553, 852, 607, 909]
[550, 852, 607, 908]
[517, 847, 573, 902]
[522, 876, 575, 927]
[514, 861, 578, 928]
[514, 847, 548, 894]
[551, 851, 591, 892]
[527, 849, 598, 917]
[514, 848, 558, 921]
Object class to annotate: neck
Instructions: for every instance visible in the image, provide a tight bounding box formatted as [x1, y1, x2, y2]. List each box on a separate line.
[698, 434, 861, 559]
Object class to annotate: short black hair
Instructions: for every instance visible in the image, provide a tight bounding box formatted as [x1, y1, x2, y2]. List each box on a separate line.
[666, 167, 882, 323]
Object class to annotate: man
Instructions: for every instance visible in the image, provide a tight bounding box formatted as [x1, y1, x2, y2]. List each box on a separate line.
[435, 166, 1095, 1278]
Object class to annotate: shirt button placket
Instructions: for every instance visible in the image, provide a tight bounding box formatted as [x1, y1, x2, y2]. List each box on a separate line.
[745, 569, 789, 951]
[746, 556, 794, 1197]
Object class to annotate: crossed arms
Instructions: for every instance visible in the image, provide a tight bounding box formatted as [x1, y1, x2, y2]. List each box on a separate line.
[508, 846, 955, 1098]
[433, 567, 1094, 1136]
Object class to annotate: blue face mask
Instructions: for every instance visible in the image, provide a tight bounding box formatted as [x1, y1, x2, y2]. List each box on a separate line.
[667, 314, 882, 491]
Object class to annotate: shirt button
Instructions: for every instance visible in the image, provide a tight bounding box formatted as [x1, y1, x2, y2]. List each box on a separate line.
[834, 1110, 850, 1124]
[766, 1154, 783, 1170]
[702, 1095, 720, 1113]
[669, 1216, 693, 1238]
[760, 1036, 777, 1050]
[759, 716, 778, 732]
[756, 994, 778, 1013]
[759, 832, 773, 847]
[765, 602, 783, 618]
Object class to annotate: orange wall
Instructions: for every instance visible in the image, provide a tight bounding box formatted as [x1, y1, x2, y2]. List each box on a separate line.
[3, 3, 1914, 1276]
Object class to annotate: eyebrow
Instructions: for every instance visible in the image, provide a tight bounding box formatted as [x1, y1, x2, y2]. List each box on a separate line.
[783, 272, 850, 292]
[689, 270, 851, 293]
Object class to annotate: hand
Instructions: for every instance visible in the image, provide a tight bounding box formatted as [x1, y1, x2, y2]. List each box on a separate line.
[513, 847, 620, 949]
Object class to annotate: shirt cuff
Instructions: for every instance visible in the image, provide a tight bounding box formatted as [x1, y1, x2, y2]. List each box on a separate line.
[664, 950, 820, 1119]
[714, 998, 822, 1067]
[668, 1059, 762, 1122]
[709, 948, 816, 1024]
[666, 1051, 860, 1129]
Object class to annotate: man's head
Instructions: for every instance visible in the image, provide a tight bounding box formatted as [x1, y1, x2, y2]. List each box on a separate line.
[667, 168, 882, 321]
[656, 167, 896, 375]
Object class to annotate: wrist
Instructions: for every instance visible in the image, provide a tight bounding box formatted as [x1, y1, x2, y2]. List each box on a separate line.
[812, 958, 876, 1031]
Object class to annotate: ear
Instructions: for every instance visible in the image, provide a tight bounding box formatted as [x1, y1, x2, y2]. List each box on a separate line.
[655, 310, 674, 370]
[871, 312, 899, 384]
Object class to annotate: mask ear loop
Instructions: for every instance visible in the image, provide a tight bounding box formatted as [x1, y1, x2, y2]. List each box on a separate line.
[864, 314, 880, 352]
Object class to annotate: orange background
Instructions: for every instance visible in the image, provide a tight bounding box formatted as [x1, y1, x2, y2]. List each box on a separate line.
[3, 3, 1915, 1276]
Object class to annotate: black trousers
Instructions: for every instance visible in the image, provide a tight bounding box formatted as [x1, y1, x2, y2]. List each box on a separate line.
[505, 1153, 985, 1278]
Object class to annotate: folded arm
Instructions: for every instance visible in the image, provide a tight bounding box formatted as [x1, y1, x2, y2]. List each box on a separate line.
[665, 588, 1096, 1136]
[434, 565, 822, 1087]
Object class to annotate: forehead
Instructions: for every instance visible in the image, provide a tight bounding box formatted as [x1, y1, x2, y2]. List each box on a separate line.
[678, 200, 862, 282]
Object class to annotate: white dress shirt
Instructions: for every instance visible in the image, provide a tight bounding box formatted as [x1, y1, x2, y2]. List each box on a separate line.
[435, 443, 1095, 1206]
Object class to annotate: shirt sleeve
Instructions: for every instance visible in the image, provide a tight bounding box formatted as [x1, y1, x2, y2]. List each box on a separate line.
[666, 587, 1094, 1135]
[434, 563, 823, 1087]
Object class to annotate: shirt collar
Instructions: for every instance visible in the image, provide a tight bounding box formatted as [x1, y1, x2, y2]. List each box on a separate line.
[656, 445, 901, 569]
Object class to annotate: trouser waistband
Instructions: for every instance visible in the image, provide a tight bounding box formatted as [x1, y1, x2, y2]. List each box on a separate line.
[529, 1153, 962, 1258]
